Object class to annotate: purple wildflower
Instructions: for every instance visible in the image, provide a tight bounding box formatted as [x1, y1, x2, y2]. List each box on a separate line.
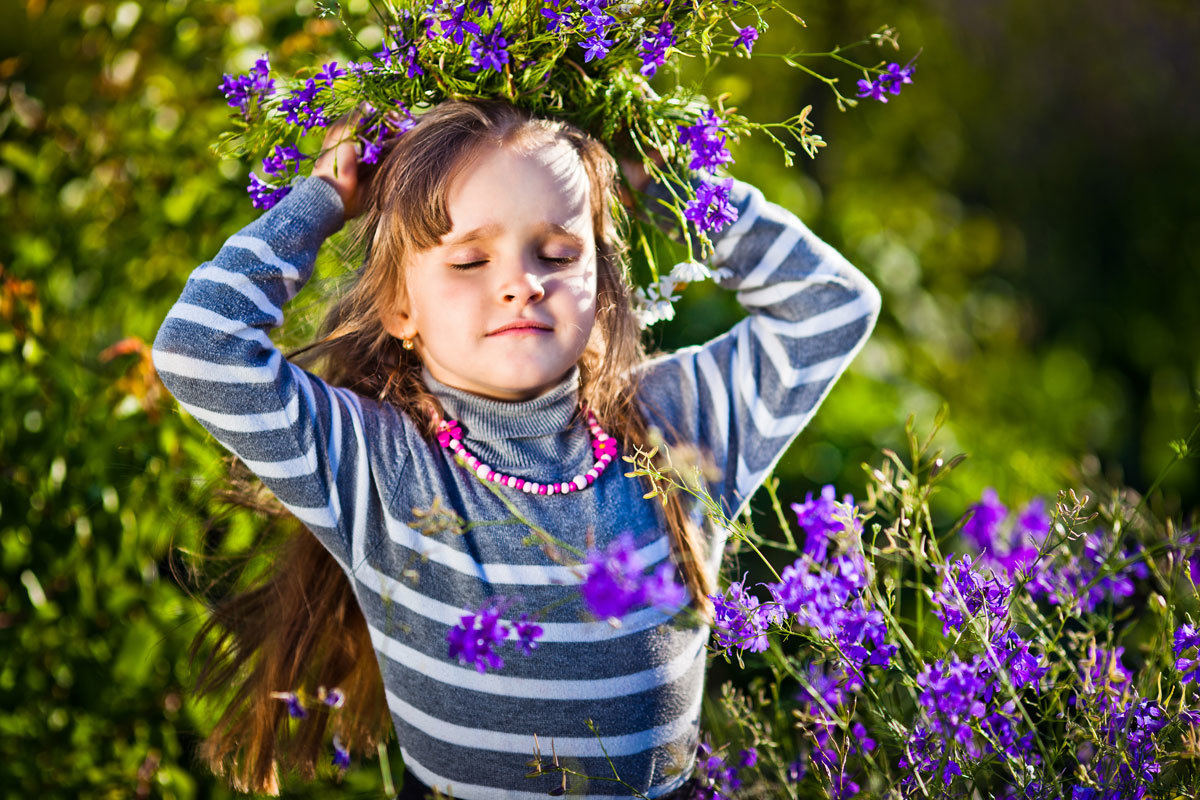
[677, 109, 734, 173]
[579, 532, 687, 620]
[316, 60, 346, 89]
[375, 26, 425, 78]
[332, 735, 351, 770]
[637, 21, 676, 78]
[1016, 497, 1051, 540]
[541, 0, 571, 32]
[248, 173, 291, 211]
[440, 3, 482, 44]
[930, 554, 1012, 635]
[856, 77, 889, 103]
[322, 686, 345, 708]
[738, 747, 757, 768]
[791, 485, 858, 562]
[579, 4, 615, 36]
[710, 575, 772, 653]
[446, 597, 511, 673]
[684, 178, 739, 234]
[856, 61, 916, 104]
[219, 54, 274, 116]
[580, 532, 646, 619]
[261, 144, 307, 179]
[513, 613, 544, 656]
[271, 690, 308, 719]
[468, 23, 511, 73]
[882, 61, 916, 94]
[962, 488, 1008, 553]
[733, 25, 758, 54]
[693, 741, 744, 796]
[582, 33, 614, 62]
[279, 77, 329, 132]
[642, 560, 689, 614]
[1176, 623, 1200, 684]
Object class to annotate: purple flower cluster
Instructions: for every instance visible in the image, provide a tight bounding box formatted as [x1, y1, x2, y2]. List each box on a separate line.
[469, 23, 511, 73]
[280, 70, 338, 133]
[856, 60, 916, 104]
[638, 21, 676, 77]
[690, 739, 757, 799]
[962, 488, 1147, 616]
[1071, 696, 1170, 799]
[219, 54, 275, 116]
[791, 484, 859, 562]
[445, 596, 544, 673]
[791, 663, 873, 794]
[903, 652, 1040, 789]
[1174, 623, 1200, 683]
[709, 509, 896, 683]
[711, 574, 774, 653]
[1025, 529, 1148, 614]
[374, 24, 425, 78]
[676, 109, 740, 234]
[578, 532, 688, 621]
[353, 100, 417, 165]
[930, 554, 1012, 635]
[248, 174, 291, 211]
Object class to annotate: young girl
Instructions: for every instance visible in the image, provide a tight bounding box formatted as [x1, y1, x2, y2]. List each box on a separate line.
[152, 99, 881, 798]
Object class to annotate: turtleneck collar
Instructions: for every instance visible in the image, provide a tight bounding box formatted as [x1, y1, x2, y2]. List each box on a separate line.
[421, 366, 583, 443]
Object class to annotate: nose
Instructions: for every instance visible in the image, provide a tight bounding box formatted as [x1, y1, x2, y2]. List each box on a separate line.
[497, 261, 546, 306]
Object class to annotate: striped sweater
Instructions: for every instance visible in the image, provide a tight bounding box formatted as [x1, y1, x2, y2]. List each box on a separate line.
[151, 173, 881, 798]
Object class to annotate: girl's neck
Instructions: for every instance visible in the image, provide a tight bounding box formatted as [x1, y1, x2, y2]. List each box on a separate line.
[420, 366, 582, 443]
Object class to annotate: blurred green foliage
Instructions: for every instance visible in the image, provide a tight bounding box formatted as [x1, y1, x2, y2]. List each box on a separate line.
[1, 0, 1196, 796]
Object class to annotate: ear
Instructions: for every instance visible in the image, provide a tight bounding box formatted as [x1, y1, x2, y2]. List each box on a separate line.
[380, 299, 416, 341]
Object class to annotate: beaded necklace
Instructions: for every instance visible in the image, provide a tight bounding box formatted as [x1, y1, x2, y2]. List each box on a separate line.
[434, 406, 618, 495]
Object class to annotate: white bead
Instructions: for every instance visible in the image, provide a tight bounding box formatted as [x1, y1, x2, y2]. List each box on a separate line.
[547, 484, 556, 495]
[476, 464, 490, 478]
[587, 469, 599, 480]
[573, 476, 587, 490]
[506, 475, 517, 488]
[449, 438, 460, 448]
[599, 454, 612, 464]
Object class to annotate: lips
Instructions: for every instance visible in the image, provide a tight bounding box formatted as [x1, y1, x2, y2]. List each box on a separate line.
[487, 320, 553, 336]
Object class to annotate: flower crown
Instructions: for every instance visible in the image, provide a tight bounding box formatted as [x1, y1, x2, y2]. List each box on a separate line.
[214, 0, 915, 326]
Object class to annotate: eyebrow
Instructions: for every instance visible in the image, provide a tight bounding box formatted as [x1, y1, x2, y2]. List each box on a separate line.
[442, 221, 585, 247]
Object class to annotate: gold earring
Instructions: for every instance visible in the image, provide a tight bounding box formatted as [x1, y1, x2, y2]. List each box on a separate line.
[401, 337, 415, 350]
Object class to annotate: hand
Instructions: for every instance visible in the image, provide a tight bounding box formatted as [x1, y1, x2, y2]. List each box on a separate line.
[313, 111, 365, 220]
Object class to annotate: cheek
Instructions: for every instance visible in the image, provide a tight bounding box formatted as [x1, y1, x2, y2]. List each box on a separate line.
[557, 261, 598, 316]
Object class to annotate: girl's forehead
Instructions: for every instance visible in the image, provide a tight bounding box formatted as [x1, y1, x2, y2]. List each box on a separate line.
[444, 141, 593, 236]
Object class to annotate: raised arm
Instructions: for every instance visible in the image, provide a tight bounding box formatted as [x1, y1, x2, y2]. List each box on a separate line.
[151, 175, 409, 572]
[636, 176, 882, 520]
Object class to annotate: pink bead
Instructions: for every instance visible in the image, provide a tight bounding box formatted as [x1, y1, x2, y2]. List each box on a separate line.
[538, 485, 547, 495]
[586, 473, 596, 485]
[515, 478, 524, 490]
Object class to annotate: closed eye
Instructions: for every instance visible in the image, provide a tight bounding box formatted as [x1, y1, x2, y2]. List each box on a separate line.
[449, 256, 578, 271]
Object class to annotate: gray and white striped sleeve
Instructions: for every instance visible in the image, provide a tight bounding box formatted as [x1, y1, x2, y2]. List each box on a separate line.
[637, 177, 882, 520]
[150, 176, 409, 572]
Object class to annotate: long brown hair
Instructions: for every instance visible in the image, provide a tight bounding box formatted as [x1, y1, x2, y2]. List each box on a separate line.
[187, 99, 715, 794]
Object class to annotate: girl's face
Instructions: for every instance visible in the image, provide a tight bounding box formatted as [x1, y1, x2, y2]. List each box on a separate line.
[384, 140, 599, 402]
